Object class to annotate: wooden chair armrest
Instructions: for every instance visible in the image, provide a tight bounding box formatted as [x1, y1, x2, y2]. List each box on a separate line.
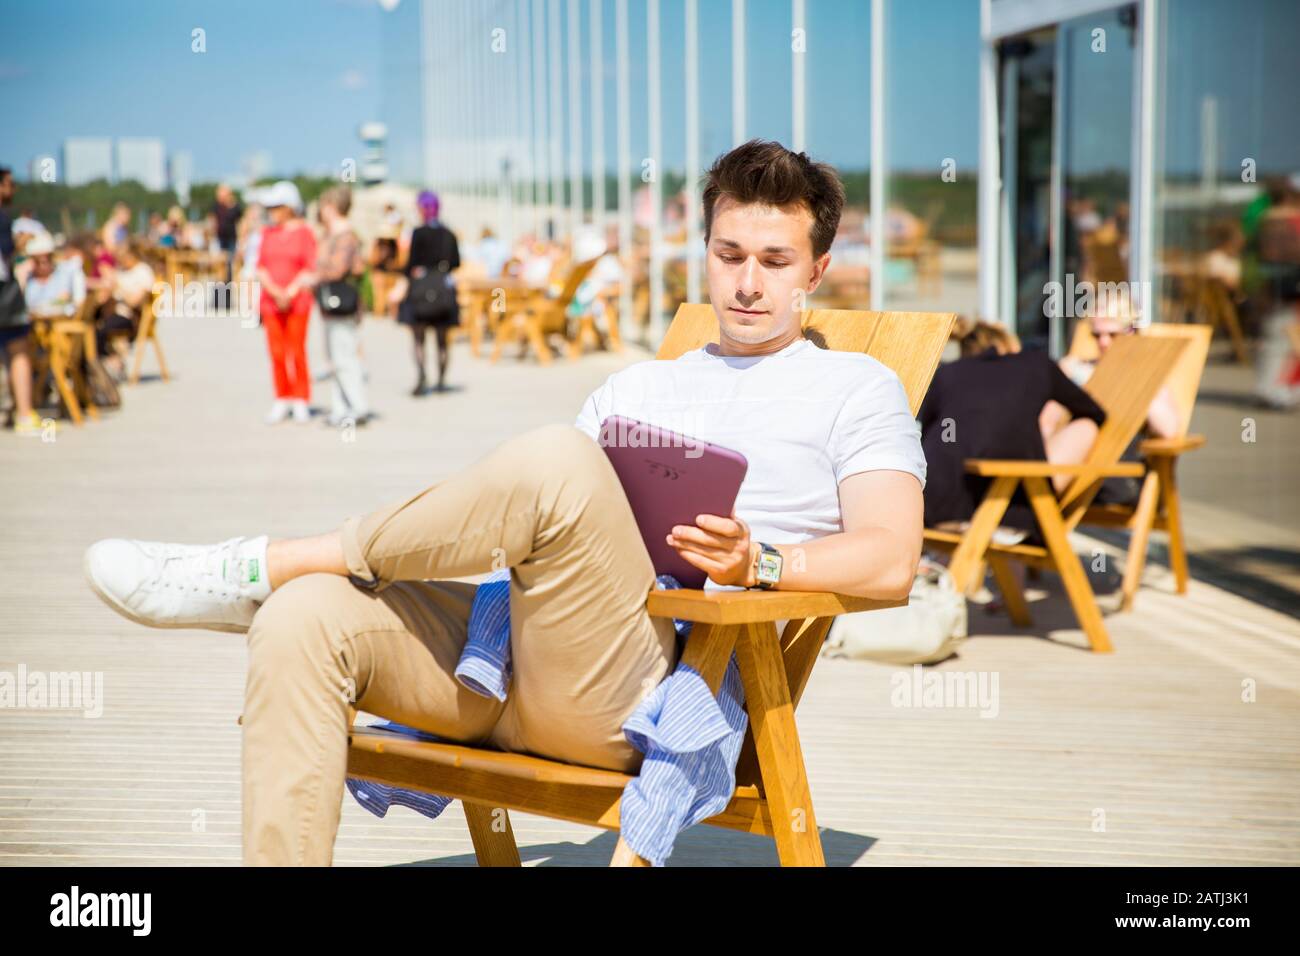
[645, 587, 903, 624]
[1139, 434, 1206, 456]
[963, 459, 1146, 478]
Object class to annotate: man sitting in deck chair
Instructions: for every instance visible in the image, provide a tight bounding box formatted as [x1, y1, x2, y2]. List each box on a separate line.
[83, 140, 927, 865]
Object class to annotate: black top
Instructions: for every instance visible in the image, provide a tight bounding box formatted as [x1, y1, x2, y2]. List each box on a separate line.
[919, 348, 1106, 531]
[210, 201, 242, 249]
[0, 206, 12, 265]
[404, 222, 460, 278]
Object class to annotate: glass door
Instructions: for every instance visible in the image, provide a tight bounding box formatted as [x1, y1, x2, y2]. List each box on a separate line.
[999, 29, 1056, 351]
[998, 4, 1139, 354]
[1058, 5, 1138, 349]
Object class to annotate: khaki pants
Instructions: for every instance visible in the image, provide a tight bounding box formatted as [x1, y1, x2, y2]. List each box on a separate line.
[241, 423, 679, 865]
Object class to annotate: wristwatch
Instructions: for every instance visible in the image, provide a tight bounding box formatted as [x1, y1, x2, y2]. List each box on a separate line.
[751, 542, 783, 590]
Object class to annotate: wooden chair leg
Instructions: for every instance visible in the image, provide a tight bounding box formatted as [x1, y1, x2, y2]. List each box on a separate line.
[526, 315, 553, 365]
[468, 308, 483, 358]
[568, 316, 595, 360]
[734, 621, 824, 866]
[1224, 309, 1250, 364]
[988, 554, 1032, 627]
[69, 344, 99, 420]
[948, 476, 1017, 594]
[50, 337, 84, 425]
[610, 834, 652, 867]
[151, 331, 170, 381]
[1120, 471, 1161, 612]
[604, 306, 624, 353]
[129, 313, 154, 385]
[489, 316, 515, 362]
[1154, 456, 1190, 595]
[1024, 476, 1112, 653]
[463, 801, 522, 867]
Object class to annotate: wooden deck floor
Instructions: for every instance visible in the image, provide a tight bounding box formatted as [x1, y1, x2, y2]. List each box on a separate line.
[1, 314, 1297, 866]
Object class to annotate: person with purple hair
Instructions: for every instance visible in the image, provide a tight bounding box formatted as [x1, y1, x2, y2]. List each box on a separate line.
[398, 190, 461, 395]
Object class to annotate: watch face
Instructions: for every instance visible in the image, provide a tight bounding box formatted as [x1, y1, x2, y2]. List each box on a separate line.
[757, 551, 782, 583]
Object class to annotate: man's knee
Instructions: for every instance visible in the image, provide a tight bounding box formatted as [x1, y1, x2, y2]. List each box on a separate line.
[246, 574, 360, 690]
[512, 423, 600, 459]
[502, 424, 607, 484]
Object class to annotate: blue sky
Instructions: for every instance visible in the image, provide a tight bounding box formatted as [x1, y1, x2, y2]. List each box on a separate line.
[3, 0, 982, 184]
[3, 0, 1295, 186]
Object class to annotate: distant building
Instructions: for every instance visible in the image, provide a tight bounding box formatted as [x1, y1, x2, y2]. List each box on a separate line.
[62, 138, 113, 186]
[358, 122, 389, 185]
[170, 150, 194, 206]
[242, 150, 273, 186]
[116, 138, 167, 191]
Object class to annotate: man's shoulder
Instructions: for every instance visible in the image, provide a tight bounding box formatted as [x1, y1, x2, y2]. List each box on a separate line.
[608, 352, 690, 378]
[791, 342, 907, 391]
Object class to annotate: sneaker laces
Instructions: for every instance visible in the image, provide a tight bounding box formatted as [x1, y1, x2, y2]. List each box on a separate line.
[146, 537, 245, 597]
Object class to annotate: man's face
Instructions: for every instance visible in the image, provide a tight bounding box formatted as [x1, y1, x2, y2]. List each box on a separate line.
[31, 253, 54, 279]
[217, 187, 233, 206]
[705, 197, 830, 351]
[0, 173, 13, 204]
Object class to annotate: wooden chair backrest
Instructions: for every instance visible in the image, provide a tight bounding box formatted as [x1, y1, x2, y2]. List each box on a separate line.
[655, 303, 955, 417]
[1067, 322, 1211, 437]
[555, 257, 599, 309]
[1058, 335, 1189, 515]
[655, 303, 955, 790]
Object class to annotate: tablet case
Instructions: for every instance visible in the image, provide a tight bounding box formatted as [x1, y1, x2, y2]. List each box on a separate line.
[598, 415, 749, 589]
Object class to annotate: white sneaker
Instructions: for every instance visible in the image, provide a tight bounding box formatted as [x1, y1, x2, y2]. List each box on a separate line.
[265, 400, 291, 425]
[84, 535, 272, 633]
[291, 400, 311, 424]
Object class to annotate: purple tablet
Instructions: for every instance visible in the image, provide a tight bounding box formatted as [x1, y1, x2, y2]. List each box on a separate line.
[598, 415, 749, 589]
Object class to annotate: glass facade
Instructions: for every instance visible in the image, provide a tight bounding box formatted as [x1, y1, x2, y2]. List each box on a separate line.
[380, 0, 1299, 610]
[882, 0, 980, 317]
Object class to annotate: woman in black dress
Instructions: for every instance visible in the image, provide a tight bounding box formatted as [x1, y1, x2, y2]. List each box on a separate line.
[399, 190, 460, 395]
[919, 320, 1107, 538]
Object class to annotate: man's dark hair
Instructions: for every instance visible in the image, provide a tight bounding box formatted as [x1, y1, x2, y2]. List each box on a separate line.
[701, 140, 845, 259]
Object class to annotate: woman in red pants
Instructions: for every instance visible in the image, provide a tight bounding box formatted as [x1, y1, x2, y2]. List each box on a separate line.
[255, 181, 317, 424]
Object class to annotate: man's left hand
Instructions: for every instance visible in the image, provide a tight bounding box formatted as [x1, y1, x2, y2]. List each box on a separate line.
[667, 513, 757, 588]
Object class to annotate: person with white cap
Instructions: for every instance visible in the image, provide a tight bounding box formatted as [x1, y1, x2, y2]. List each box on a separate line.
[19, 232, 85, 318]
[254, 180, 317, 424]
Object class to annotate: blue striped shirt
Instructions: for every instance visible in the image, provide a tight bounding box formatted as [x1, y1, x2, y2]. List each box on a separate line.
[345, 569, 748, 866]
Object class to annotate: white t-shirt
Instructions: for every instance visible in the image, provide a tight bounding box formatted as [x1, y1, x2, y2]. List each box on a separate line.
[573, 336, 926, 587]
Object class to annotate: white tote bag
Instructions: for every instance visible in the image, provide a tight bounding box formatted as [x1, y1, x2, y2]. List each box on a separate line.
[822, 557, 967, 665]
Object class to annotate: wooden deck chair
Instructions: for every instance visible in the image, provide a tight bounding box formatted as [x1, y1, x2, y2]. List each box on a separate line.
[1068, 323, 1212, 610]
[30, 298, 99, 426]
[1184, 273, 1249, 364]
[568, 283, 626, 359]
[923, 334, 1189, 653]
[347, 304, 956, 867]
[489, 257, 599, 365]
[128, 294, 170, 385]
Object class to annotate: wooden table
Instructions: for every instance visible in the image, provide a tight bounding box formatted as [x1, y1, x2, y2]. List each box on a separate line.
[29, 311, 99, 425]
[457, 276, 534, 358]
[162, 248, 227, 286]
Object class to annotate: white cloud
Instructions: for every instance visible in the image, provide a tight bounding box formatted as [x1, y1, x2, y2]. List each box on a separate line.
[339, 68, 366, 91]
